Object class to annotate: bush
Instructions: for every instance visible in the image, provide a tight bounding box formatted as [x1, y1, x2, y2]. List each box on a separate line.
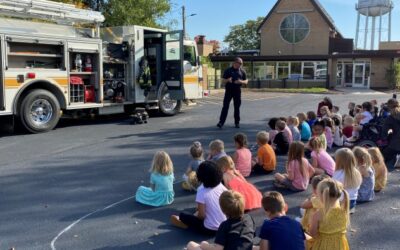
[386, 62, 400, 90]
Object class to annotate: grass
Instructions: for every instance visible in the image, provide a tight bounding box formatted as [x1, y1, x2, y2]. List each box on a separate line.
[247, 87, 330, 94]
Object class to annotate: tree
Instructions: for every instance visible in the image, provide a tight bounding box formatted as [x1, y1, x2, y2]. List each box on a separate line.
[103, 0, 171, 27]
[224, 17, 264, 51]
[50, 0, 171, 28]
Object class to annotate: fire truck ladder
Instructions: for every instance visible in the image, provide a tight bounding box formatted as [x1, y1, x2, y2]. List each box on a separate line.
[0, 0, 105, 25]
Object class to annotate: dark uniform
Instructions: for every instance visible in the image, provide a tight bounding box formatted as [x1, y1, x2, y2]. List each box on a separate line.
[218, 66, 247, 126]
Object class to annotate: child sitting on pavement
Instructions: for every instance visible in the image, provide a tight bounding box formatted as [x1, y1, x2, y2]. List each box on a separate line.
[308, 179, 350, 250]
[232, 133, 252, 177]
[323, 117, 334, 149]
[297, 112, 312, 142]
[273, 120, 290, 155]
[299, 175, 328, 234]
[274, 142, 315, 192]
[252, 131, 276, 174]
[353, 147, 375, 203]
[310, 119, 327, 151]
[309, 137, 335, 177]
[135, 151, 175, 207]
[288, 116, 301, 142]
[307, 111, 318, 127]
[182, 141, 204, 191]
[186, 190, 256, 250]
[256, 191, 306, 250]
[267, 118, 279, 144]
[171, 161, 227, 235]
[368, 147, 388, 192]
[208, 139, 227, 161]
[217, 156, 262, 211]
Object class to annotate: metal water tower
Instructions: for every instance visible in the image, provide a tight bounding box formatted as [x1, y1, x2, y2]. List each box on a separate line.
[355, 0, 394, 50]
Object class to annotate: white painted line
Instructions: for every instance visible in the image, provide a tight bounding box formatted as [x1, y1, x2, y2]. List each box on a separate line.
[50, 180, 183, 250]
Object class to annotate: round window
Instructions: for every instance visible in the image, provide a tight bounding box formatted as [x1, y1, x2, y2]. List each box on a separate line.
[280, 14, 310, 44]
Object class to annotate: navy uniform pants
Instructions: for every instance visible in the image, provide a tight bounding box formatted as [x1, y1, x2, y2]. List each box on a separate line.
[219, 88, 241, 125]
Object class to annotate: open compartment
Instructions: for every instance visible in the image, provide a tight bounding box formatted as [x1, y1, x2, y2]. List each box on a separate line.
[7, 42, 64, 69]
[69, 51, 100, 103]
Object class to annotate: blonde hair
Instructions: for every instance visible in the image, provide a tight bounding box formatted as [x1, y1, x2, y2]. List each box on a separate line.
[217, 156, 235, 172]
[334, 148, 362, 189]
[150, 151, 174, 175]
[219, 190, 245, 219]
[297, 112, 307, 123]
[353, 147, 372, 167]
[317, 179, 350, 227]
[309, 136, 323, 152]
[287, 142, 308, 179]
[257, 131, 269, 145]
[343, 116, 354, 127]
[288, 116, 300, 126]
[368, 147, 386, 167]
[209, 139, 224, 153]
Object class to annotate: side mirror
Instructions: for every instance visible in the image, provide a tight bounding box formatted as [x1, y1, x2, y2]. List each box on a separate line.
[184, 61, 193, 73]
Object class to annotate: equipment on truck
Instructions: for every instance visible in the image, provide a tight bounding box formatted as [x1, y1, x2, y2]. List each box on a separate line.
[0, 0, 203, 133]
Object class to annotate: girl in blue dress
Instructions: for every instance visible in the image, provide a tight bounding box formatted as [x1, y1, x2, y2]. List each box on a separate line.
[136, 151, 175, 207]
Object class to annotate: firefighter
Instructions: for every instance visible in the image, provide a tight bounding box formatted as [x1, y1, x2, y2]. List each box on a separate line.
[217, 57, 248, 129]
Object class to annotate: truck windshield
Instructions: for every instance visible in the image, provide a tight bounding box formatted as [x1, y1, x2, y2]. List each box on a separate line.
[183, 45, 196, 66]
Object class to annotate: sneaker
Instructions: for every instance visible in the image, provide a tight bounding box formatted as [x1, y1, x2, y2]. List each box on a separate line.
[273, 181, 286, 189]
[217, 123, 223, 129]
[170, 215, 188, 229]
[394, 154, 400, 169]
[349, 207, 356, 214]
[235, 123, 240, 128]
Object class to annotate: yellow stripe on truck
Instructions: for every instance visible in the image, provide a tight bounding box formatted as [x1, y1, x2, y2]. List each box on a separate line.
[4, 78, 68, 88]
[184, 75, 199, 84]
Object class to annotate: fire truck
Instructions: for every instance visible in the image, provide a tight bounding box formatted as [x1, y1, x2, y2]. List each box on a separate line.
[0, 0, 203, 133]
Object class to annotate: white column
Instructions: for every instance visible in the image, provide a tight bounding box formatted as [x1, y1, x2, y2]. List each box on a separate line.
[364, 9, 369, 50]
[378, 8, 382, 46]
[388, 8, 392, 41]
[371, 16, 376, 50]
[355, 12, 360, 50]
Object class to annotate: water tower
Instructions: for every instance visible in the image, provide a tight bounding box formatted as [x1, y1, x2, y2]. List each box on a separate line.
[355, 0, 394, 50]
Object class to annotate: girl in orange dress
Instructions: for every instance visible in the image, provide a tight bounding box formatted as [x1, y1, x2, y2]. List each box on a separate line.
[217, 156, 262, 211]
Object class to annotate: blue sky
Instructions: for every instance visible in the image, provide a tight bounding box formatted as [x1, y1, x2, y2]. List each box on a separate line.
[166, 0, 400, 48]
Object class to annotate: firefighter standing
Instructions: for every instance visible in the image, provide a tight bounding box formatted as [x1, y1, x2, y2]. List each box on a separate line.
[217, 57, 248, 128]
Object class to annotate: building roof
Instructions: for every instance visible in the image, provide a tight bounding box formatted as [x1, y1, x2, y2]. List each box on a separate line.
[257, 0, 343, 38]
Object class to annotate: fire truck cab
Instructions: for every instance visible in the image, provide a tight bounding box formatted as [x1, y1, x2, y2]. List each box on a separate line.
[0, 0, 203, 133]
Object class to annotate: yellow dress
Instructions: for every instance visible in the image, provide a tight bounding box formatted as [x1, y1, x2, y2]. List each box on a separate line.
[311, 207, 350, 250]
[301, 196, 323, 233]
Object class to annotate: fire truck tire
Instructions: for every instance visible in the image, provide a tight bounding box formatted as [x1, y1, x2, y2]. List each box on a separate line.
[20, 89, 61, 133]
[159, 88, 181, 116]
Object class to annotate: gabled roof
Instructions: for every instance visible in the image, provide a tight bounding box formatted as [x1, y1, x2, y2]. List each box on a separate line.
[257, 0, 343, 38]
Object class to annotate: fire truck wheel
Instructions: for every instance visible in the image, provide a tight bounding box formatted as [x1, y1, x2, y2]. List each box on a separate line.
[20, 89, 61, 133]
[159, 89, 181, 116]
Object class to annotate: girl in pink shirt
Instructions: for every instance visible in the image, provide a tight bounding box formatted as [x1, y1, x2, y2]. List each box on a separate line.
[274, 142, 315, 191]
[309, 137, 336, 176]
[232, 133, 252, 177]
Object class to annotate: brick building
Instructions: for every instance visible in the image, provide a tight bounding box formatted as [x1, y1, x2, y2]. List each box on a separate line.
[211, 0, 400, 89]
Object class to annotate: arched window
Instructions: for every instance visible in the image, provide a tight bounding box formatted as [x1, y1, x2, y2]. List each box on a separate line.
[280, 14, 310, 44]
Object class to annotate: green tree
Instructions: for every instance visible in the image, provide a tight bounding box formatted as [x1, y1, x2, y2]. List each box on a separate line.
[224, 17, 264, 51]
[103, 0, 171, 27]
[51, 0, 171, 28]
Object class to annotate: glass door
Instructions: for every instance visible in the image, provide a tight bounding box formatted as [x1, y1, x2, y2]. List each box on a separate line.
[353, 64, 365, 88]
[344, 64, 353, 87]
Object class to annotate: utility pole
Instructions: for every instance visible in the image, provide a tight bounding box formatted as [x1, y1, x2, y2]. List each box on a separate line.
[182, 5, 186, 39]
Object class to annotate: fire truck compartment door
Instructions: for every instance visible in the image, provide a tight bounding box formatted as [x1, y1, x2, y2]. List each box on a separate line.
[163, 30, 184, 100]
[0, 36, 4, 111]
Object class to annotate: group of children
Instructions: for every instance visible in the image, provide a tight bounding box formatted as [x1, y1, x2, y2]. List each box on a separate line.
[132, 97, 392, 250]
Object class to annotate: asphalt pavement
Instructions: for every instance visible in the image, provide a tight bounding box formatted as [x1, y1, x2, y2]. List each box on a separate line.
[0, 90, 399, 250]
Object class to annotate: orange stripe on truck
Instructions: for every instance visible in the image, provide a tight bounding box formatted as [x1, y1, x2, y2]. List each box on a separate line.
[4, 78, 68, 88]
[184, 76, 199, 84]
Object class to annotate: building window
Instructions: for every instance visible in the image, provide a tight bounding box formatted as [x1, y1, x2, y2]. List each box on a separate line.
[280, 13, 310, 44]
[277, 62, 289, 79]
